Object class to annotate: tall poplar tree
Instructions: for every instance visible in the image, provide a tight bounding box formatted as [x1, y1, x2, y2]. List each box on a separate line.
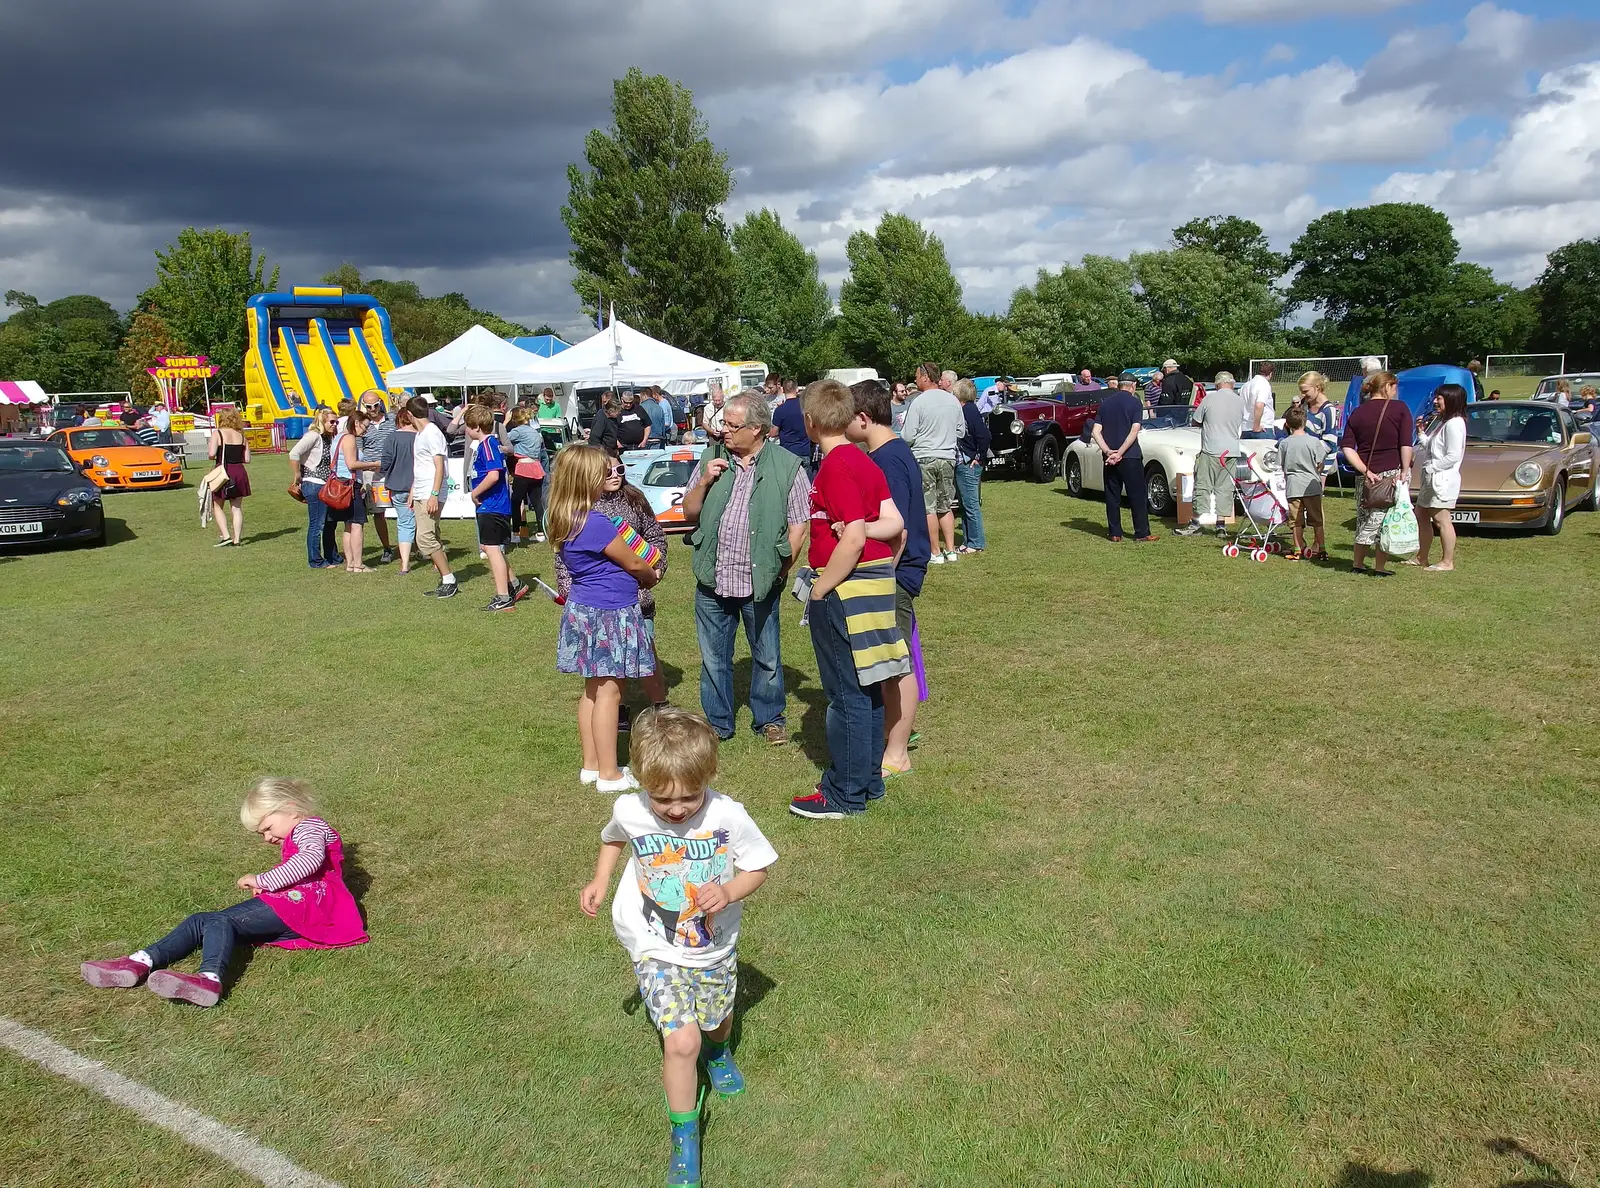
[563, 68, 736, 357]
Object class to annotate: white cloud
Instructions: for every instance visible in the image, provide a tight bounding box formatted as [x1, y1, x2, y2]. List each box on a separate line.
[1373, 62, 1600, 282]
[1264, 42, 1296, 64]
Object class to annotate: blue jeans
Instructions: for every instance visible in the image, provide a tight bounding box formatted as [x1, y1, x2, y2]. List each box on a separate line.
[808, 591, 885, 812]
[304, 484, 334, 566]
[954, 460, 986, 549]
[392, 491, 416, 544]
[694, 584, 786, 739]
[143, 898, 298, 978]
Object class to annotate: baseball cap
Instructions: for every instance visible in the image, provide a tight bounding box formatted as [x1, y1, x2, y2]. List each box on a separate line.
[421, 393, 438, 405]
[1163, 359, 1178, 369]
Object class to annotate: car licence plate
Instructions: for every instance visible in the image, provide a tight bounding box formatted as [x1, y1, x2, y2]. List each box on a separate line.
[0, 521, 43, 535]
[133, 470, 161, 479]
[1450, 510, 1480, 524]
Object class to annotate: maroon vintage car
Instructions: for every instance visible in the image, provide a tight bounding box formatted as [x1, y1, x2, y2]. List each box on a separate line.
[985, 386, 1101, 481]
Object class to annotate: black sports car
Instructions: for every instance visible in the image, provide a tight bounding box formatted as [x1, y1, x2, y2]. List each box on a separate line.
[0, 439, 106, 547]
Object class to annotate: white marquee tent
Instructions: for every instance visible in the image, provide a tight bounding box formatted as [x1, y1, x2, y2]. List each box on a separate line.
[510, 318, 725, 387]
[384, 324, 554, 388]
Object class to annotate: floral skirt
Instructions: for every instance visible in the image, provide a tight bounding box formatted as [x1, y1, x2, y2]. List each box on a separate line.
[557, 601, 656, 679]
[1355, 468, 1401, 546]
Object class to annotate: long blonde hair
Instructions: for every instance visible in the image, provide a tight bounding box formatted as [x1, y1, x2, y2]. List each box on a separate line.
[216, 408, 245, 432]
[545, 444, 610, 548]
[240, 777, 318, 830]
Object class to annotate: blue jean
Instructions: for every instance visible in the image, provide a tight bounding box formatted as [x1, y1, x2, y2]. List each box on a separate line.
[143, 897, 298, 978]
[392, 491, 416, 544]
[694, 584, 786, 738]
[304, 484, 334, 566]
[954, 460, 986, 549]
[808, 591, 885, 812]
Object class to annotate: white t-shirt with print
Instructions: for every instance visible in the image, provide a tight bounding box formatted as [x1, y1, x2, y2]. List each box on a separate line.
[411, 423, 449, 499]
[1241, 374, 1275, 433]
[601, 790, 778, 969]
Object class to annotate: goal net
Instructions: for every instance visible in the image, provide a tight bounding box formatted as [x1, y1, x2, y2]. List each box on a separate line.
[1247, 355, 1387, 413]
[1485, 354, 1565, 379]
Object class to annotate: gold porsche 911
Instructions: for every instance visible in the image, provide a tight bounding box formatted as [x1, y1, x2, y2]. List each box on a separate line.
[1454, 401, 1598, 534]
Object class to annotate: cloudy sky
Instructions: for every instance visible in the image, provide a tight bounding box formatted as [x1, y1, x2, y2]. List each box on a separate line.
[3, 0, 1598, 340]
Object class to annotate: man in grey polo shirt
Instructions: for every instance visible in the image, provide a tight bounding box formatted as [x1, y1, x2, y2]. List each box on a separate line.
[901, 363, 964, 564]
[1176, 372, 1245, 537]
[681, 390, 811, 745]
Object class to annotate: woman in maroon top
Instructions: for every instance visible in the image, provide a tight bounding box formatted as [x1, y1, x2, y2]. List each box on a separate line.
[1339, 370, 1414, 576]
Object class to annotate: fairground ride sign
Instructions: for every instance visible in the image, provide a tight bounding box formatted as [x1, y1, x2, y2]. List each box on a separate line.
[147, 356, 220, 381]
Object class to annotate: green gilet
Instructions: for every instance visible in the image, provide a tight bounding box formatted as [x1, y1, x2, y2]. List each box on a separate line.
[689, 441, 805, 601]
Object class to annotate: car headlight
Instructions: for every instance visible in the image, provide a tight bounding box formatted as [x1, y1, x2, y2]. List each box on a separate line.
[1514, 461, 1542, 487]
[56, 490, 100, 506]
[91, 455, 109, 467]
[1010, 422, 1024, 435]
[164, 451, 180, 463]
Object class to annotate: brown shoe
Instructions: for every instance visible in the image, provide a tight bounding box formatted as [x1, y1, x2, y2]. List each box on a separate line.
[1134, 534, 1161, 542]
[761, 723, 788, 746]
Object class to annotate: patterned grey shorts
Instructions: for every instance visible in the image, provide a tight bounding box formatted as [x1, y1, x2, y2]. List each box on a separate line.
[633, 953, 737, 1033]
[1355, 469, 1401, 546]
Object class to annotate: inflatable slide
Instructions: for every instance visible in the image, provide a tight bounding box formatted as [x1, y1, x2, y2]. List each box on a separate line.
[243, 287, 405, 422]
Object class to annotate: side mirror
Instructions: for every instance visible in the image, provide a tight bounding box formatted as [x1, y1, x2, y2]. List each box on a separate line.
[1573, 432, 1592, 446]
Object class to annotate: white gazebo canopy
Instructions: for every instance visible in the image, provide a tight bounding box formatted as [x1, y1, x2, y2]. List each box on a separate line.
[385, 324, 554, 388]
[512, 318, 725, 386]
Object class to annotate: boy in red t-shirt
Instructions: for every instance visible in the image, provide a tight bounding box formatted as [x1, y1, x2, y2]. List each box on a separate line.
[790, 380, 910, 820]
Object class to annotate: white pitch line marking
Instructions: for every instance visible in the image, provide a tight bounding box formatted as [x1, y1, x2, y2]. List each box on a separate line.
[0, 1015, 341, 1188]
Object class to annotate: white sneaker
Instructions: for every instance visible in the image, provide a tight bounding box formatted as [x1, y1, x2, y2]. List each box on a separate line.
[928, 552, 946, 565]
[944, 551, 959, 563]
[533, 532, 546, 543]
[597, 768, 640, 794]
[580, 768, 600, 785]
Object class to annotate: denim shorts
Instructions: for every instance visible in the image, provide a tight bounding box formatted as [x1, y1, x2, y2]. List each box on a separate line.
[391, 491, 416, 543]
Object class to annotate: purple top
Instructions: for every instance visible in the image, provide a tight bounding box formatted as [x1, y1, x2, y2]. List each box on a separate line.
[560, 511, 640, 610]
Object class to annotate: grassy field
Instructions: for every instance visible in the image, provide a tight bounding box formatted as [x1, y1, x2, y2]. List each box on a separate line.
[2, 459, 1598, 1187]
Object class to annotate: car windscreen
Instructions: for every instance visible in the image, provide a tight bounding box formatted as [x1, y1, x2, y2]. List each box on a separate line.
[0, 445, 77, 472]
[1145, 404, 1196, 428]
[69, 429, 141, 450]
[1466, 405, 1562, 445]
[641, 459, 697, 487]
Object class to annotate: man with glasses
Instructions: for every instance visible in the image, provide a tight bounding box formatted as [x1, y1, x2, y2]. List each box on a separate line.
[682, 390, 811, 745]
[356, 391, 397, 564]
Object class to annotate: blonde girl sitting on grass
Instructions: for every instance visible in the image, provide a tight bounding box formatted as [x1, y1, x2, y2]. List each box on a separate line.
[80, 778, 368, 1008]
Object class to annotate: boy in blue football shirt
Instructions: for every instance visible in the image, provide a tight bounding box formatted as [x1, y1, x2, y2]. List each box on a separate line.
[464, 405, 527, 612]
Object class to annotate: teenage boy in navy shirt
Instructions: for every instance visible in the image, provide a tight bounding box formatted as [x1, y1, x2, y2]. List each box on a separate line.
[1090, 377, 1160, 543]
[789, 380, 909, 820]
[464, 405, 529, 612]
[847, 379, 929, 778]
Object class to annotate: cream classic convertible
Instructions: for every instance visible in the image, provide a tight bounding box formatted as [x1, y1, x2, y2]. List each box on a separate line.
[1061, 404, 1281, 517]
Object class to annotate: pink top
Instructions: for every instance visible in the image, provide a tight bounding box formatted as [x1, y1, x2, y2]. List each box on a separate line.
[257, 818, 369, 950]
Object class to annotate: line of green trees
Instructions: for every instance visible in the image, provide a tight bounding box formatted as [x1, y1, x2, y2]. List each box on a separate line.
[565, 69, 1600, 379]
[0, 230, 547, 405]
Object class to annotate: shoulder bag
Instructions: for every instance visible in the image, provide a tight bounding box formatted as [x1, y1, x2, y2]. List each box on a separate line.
[319, 433, 355, 510]
[200, 434, 230, 493]
[1359, 401, 1399, 510]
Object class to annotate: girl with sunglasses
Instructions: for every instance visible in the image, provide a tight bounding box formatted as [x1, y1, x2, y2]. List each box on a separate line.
[547, 446, 663, 793]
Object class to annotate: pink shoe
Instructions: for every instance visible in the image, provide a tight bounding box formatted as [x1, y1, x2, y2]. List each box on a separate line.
[146, 969, 221, 1008]
[80, 957, 151, 988]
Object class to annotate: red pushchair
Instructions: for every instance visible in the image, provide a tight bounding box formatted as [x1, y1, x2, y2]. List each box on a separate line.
[1220, 449, 1289, 563]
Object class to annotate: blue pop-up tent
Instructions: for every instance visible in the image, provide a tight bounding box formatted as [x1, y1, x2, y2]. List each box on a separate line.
[508, 334, 571, 357]
[1342, 363, 1477, 426]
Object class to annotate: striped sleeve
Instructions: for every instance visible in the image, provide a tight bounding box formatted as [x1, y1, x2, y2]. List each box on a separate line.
[255, 819, 333, 892]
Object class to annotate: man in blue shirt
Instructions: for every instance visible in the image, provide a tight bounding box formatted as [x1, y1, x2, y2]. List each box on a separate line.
[770, 381, 813, 470]
[642, 385, 670, 447]
[1091, 376, 1159, 543]
[848, 379, 929, 777]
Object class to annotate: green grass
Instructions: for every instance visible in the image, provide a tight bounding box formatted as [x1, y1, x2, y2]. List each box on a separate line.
[3, 462, 1598, 1186]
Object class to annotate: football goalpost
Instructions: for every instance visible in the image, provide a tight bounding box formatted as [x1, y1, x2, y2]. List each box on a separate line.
[1247, 355, 1388, 411]
[1485, 354, 1565, 379]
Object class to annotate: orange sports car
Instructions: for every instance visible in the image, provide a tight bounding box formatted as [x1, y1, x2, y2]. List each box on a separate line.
[49, 427, 184, 491]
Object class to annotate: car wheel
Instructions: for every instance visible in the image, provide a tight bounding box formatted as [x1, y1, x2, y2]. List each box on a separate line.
[1032, 435, 1061, 483]
[1581, 476, 1599, 512]
[89, 512, 107, 547]
[1145, 464, 1172, 517]
[1063, 452, 1084, 497]
[1541, 480, 1566, 535]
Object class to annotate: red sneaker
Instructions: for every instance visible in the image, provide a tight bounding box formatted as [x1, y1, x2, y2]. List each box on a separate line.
[80, 957, 150, 988]
[788, 792, 847, 820]
[146, 969, 221, 1008]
